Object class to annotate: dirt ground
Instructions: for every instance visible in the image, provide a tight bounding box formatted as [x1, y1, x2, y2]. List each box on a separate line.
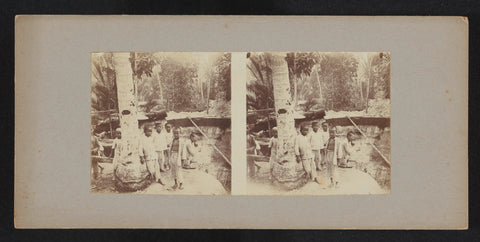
[91, 163, 228, 195]
[247, 162, 388, 196]
[92, 128, 232, 194]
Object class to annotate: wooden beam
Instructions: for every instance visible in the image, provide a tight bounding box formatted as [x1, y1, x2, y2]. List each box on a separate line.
[346, 115, 391, 167]
[187, 116, 231, 166]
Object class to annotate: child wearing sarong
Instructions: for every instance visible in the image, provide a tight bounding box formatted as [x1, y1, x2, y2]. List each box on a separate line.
[170, 127, 184, 190]
[325, 127, 341, 188]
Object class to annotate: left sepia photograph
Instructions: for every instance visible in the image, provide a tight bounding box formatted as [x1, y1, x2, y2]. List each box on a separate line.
[91, 52, 231, 195]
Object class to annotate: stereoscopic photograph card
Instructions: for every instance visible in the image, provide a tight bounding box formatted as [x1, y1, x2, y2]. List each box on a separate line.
[15, 16, 468, 229]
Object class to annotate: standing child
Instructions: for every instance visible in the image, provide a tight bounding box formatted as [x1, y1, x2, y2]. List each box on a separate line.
[246, 127, 261, 178]
[325, 126, 341, 188]
[268, 127, 279, 180]
[153, 121, 168, 173]
[295, 124, 319, 183]
[320, 122, 329, 170]
[90, 128, 104, 180]
[309, 122, 323, 171]
[111, 128, 122, 181]
[139, 125, 162, 184]
[170, 127, 185, 190]
[162, 123, 174, 171]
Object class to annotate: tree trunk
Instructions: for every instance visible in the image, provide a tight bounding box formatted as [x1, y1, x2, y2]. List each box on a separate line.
[268, 53, 307, 190]
[155, 69, 164, 106]
[365, 72, 370, 113]
[108, 103, 113, 139]
[314, 66, 323, 104]
[266, 109, 272, 137]
[293, 77, 298, 106]
[113, 53, 150, 192]
[206, 76, 211, 114]
[199, 77, 204, 103]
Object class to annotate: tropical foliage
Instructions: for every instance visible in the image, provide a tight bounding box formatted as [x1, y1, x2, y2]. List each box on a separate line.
[247, 52, 390, 113]
[92, 52, 231, 115]
[91, 53, 118, 113]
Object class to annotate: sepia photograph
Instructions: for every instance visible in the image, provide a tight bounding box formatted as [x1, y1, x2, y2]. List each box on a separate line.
[91, 52, 231, 195]
[246, 52, 391, 195]
[15, 15, 467, 229]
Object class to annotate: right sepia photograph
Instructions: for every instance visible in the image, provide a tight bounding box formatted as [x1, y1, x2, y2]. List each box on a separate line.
[246, 52, 391, 195]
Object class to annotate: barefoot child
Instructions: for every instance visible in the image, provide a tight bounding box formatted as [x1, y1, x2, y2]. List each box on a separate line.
[111, 128, 122, 181]
[320, 122, 329, 169]
[309, 122, 323, 171]
[90, 127, 104, 180]
[153, 121, 167, 172]
[268, 127, 278, 179]
[295, 124, 319, 183]
[325, 127, 341, 188]
[246, 127, 261, 178]
[170, 127, 184, 190]
[162, 123, 174, 171]
[139, 125, 162, 184]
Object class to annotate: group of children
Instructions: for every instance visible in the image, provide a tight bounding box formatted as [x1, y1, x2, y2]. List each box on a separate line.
[267, 121, 361, 188]
[111, 121, 206, 191]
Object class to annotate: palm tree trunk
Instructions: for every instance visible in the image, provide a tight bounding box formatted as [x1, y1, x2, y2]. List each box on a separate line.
[268, 53, 307, 190]
[113, 52, 150, 192]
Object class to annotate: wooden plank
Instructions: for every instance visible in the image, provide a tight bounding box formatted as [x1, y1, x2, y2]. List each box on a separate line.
[346, 115, 391, 167]
[167, 117, 231, 129]
[325, 116, 390, 127]
[187, 116, 231, 166]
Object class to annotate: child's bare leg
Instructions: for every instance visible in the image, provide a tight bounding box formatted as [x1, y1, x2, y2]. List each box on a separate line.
[164, 150, 171, 170]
